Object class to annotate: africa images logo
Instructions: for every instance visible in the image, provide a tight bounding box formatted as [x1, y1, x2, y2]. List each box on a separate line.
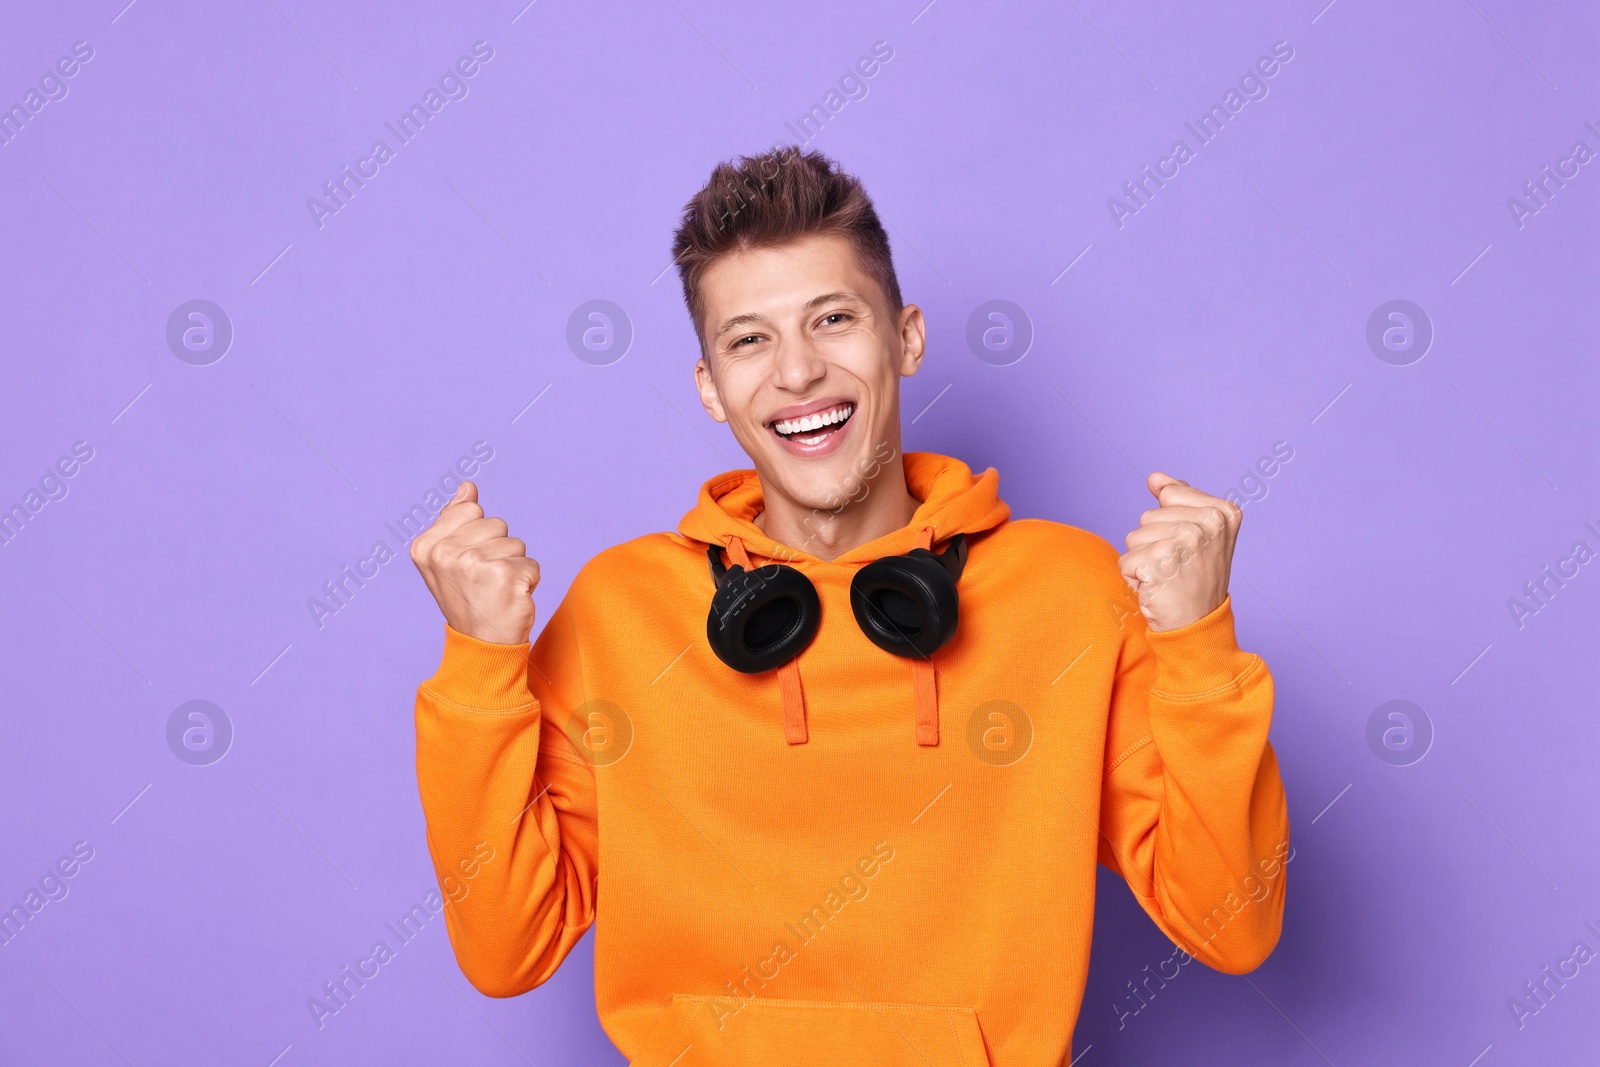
[1106, 40, 1295, 229]
[306, 41, 496, 230]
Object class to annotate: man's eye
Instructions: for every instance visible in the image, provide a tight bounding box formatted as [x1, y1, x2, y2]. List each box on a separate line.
[821, 313, 851, 326]
[732, 334, 760, 348]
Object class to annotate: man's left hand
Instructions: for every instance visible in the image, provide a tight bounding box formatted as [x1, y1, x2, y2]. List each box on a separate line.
[1119, 472, 1242, 633]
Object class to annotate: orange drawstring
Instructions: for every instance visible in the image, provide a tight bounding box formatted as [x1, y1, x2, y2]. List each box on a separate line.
[912, 525, 940, 746]
[726, 536, 809, 744]
[724, 527, 943, 748]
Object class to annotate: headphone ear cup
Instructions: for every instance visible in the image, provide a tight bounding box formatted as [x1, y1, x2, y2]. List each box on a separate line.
[850, 553, 960, 659]
[706, 563, 822, 674]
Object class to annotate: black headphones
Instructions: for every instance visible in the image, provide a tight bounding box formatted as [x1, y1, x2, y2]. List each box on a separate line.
[705, 533, 968, 674]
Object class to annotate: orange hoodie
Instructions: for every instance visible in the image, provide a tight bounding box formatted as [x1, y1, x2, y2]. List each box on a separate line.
[413, 451, 1288, 1066]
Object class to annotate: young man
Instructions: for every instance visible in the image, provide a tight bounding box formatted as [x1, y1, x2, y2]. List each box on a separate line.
[409, 147, 1288, 1066]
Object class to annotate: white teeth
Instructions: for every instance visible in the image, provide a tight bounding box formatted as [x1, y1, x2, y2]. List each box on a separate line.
[774, 403, 853, 437]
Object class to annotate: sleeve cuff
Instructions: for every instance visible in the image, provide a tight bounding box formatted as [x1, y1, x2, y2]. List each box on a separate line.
[421, 623, 535, 712]
[1143, 594, 1261, 696]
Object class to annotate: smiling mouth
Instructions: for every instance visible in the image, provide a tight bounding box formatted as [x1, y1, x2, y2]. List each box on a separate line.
[770, 402, 856, 446]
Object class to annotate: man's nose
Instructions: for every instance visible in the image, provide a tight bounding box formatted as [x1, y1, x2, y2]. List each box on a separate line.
[771, 333, 827, 390]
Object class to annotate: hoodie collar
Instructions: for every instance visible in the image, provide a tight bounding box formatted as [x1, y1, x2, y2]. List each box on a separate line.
[677, 451, 1011, 567]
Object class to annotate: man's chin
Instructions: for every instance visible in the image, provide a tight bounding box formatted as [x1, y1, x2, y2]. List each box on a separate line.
[756, 439, 880, 514]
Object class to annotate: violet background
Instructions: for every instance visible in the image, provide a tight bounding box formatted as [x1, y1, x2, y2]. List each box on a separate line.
[2, 1, 1597, 1064]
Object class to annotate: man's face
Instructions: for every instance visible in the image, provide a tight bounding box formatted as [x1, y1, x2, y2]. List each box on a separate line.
[693, 232, 925, 515]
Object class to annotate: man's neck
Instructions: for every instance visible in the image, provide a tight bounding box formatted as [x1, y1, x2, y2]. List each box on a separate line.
[754, 463, 921, 563]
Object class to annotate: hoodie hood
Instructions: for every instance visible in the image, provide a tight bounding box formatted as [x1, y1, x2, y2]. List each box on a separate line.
[678, 451, 1011, 566]
[677, 451, 1011, 746]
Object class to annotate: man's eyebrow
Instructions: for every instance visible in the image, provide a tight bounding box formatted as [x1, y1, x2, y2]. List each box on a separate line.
[712, 291, 870, 340]
[713, 311, 767, 339]
[801, 290, 868, 313]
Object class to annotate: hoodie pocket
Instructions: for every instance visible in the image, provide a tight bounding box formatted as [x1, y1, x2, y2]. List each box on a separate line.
[629, 994, 992, 1067]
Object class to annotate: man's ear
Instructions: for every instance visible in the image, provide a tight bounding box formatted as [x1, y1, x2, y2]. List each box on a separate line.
[896, 304, 927, 378]
[694, 354, 727, 423]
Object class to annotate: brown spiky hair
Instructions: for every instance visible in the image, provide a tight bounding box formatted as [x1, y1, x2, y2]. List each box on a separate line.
[671, 146, 903, 360]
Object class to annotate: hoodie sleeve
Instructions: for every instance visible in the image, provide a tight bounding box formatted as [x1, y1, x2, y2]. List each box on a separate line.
[413, 586, 599, 997]
[1096, 588, 1290, 975]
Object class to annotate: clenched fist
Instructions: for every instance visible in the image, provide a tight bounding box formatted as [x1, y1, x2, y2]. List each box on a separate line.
[1119, 472, 1241, 633]
[410, 481, 540, 645]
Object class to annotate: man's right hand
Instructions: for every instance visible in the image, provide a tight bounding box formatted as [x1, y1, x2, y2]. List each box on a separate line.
[410, 480, 540, 645]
